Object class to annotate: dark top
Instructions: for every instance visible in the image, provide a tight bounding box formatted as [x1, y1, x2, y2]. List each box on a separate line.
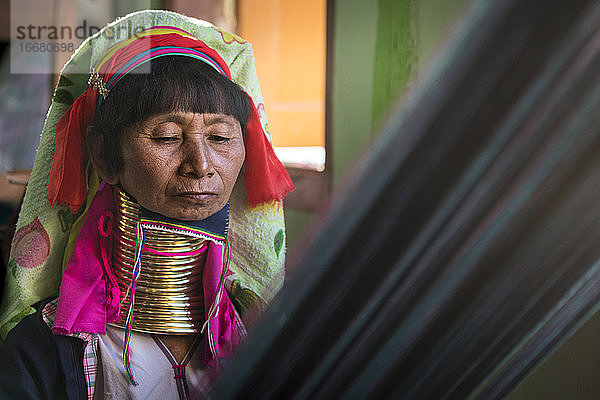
[0, 299, 87, 399]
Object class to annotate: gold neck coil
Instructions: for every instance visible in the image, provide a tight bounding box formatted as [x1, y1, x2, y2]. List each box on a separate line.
[110, 189, 207, 334]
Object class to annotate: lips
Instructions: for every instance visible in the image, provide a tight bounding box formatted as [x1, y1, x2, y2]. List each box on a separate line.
[175, 191, 218, 202]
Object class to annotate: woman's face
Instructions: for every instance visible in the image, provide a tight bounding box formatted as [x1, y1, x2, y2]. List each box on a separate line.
[117, 111, 245, 220]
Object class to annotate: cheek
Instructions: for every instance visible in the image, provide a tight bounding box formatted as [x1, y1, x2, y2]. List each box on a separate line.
[217, 145, 245, 186]
[120, 144, 175, 192]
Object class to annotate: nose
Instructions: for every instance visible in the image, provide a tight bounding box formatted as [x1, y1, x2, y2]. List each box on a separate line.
[179, 136, 215, 178]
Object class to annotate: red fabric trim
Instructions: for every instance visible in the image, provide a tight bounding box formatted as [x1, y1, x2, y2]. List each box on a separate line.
[243, 93, 295, 207]
[47, 88, 98, 213]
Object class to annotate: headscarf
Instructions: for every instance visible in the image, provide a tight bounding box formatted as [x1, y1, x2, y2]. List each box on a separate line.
[0, 10, 293, 339]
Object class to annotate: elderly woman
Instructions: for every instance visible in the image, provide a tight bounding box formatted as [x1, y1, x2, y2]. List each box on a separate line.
[0, 10, 293, 399]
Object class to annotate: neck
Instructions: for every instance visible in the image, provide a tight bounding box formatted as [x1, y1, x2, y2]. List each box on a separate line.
[109, 188, 209, 334]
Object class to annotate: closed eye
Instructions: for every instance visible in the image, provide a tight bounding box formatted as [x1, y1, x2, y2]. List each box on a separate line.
[152, 136, 180, 143]
[209, 135, 231, 143]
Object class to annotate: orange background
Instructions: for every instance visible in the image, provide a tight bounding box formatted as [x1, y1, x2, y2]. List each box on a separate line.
[238, 0, 326, 147]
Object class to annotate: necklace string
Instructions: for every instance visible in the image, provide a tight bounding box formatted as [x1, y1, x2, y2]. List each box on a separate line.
[152, 335, 203, 400]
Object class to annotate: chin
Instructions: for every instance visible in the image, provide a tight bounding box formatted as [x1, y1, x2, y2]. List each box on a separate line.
[170, 207, 216, 221]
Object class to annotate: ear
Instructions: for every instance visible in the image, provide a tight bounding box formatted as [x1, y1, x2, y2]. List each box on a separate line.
[86, 127, 119, 185]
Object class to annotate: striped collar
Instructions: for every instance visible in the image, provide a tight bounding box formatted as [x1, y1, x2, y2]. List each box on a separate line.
[139, 202, 229, 242]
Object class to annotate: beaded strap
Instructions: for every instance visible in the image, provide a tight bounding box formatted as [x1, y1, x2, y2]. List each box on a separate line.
[122, 222, 145, 385]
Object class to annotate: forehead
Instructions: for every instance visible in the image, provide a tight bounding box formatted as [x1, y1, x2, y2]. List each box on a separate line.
[147, 111, 239, 125]
[137, 112, 242, 130]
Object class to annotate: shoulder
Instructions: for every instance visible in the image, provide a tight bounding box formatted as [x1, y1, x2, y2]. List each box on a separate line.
[0, 297, 85, 399]
[2, 297, 57, 347]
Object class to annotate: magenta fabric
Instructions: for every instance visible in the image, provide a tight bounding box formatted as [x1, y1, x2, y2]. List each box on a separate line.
[53, 182, 118, 334]
[203, 237, 241, 367]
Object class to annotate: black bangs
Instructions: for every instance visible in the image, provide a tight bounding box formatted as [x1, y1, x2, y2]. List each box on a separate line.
[125, 56, 251, 129]
[90, 56, 252, 175]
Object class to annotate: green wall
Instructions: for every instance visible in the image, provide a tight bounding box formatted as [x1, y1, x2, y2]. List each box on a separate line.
[331, 0, 380, 187]
[372, 0, 414, 130]
[330, 0, 471, 187]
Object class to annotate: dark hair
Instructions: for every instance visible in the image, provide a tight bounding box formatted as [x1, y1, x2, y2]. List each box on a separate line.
[90, 55, 252, 175]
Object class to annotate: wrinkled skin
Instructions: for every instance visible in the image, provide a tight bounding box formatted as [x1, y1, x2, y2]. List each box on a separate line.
[113, 112, 245, 220]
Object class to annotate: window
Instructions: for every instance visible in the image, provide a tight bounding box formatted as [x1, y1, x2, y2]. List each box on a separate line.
[238, 0, 327, 173]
